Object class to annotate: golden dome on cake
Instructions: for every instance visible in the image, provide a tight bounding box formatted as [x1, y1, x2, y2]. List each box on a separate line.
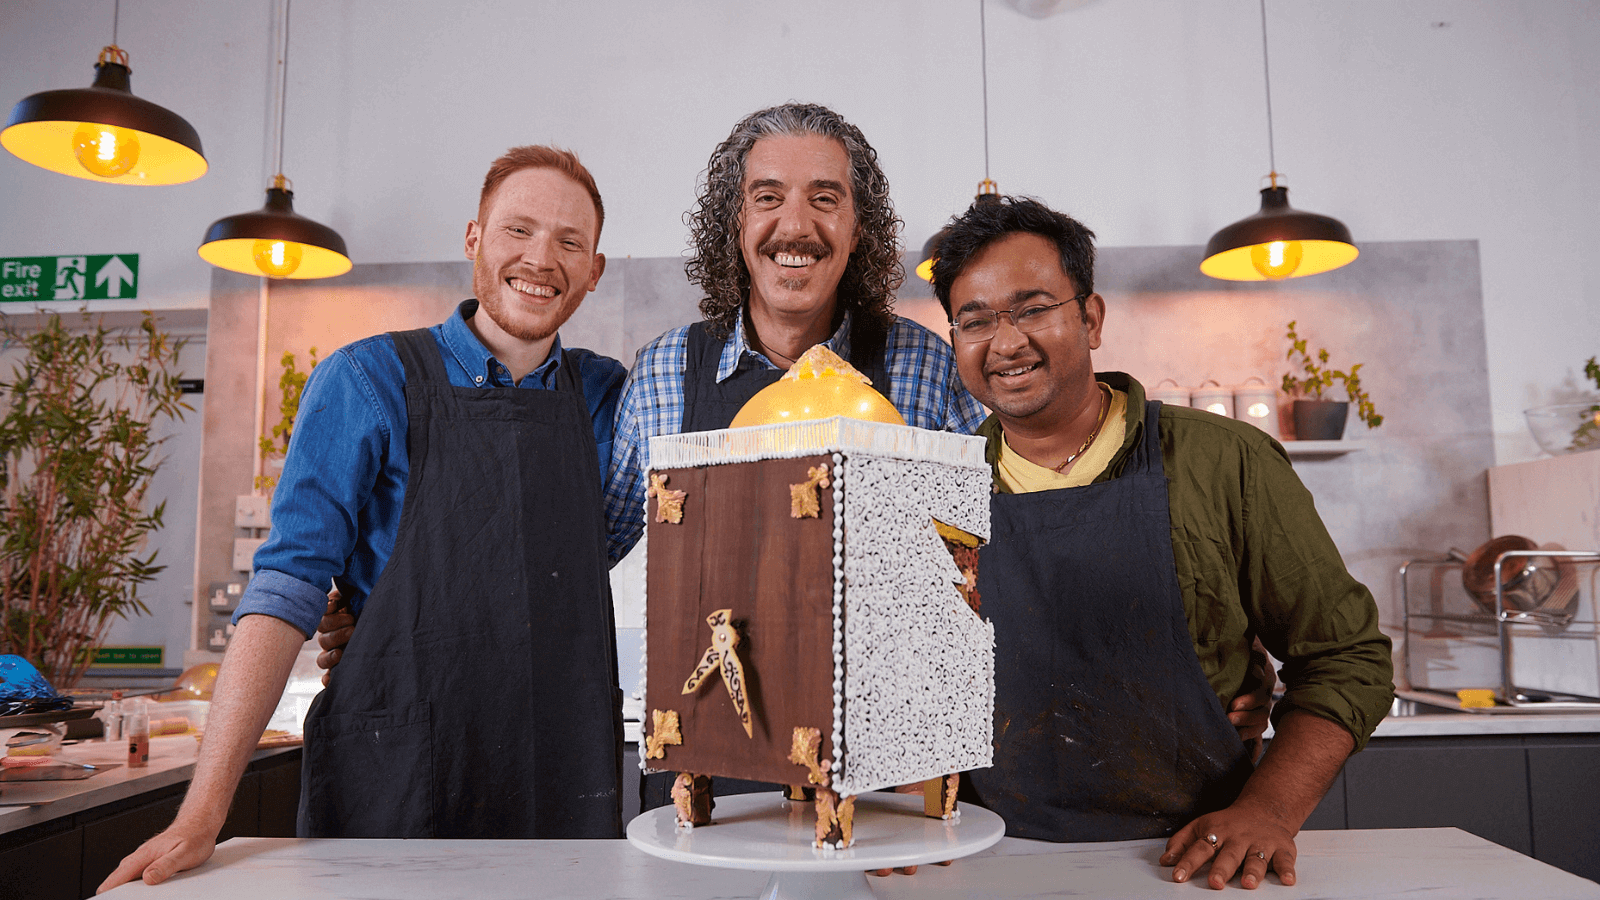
[730, 345, 906, 428]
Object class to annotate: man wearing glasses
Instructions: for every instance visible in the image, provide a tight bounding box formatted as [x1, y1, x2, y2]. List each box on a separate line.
[929, 196, 1392, 890]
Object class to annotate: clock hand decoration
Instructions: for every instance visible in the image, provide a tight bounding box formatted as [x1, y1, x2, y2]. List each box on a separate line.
[681, 608, 753, 738]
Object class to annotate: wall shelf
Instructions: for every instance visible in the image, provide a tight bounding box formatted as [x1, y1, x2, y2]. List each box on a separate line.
[1282, 439, 1369, 458]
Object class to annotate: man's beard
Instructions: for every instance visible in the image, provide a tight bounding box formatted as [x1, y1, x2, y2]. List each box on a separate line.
[473, 259, 577, 342]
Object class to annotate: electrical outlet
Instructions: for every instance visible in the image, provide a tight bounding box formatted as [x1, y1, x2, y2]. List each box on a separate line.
[206, 620, 237, 651]
[232, 538, 266, 573]
[207, 580, 246, 611]
[235, 495, 271, 529]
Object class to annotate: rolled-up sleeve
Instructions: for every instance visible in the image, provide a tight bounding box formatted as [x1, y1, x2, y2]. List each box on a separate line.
[1240, 437, 1394, 751]
[233, 350, 391, 637]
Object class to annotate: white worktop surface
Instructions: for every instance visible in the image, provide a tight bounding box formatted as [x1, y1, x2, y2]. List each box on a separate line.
[1371, 707, 1600, 737]
[98, 827, 1600, 899]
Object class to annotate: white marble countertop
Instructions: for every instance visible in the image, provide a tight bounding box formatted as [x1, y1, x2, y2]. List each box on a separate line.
[1372, 708, 1600, 737]
[97, 827, 1600, 899]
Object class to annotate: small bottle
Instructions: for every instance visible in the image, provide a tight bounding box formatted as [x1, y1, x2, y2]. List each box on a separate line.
[100, 692, 123, 743]
[126, 709, 150, 768]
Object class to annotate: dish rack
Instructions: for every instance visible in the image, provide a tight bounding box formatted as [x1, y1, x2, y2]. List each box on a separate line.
[1401, 549, 1600, 707]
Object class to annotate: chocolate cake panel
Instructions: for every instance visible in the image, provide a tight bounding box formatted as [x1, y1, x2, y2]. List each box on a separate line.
[644, 455, 838, 786]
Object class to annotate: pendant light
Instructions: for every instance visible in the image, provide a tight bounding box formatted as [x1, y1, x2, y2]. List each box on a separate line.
[1200, 0, 1357, 281]
[2, 1, 206, 185]
[199, 0, 350, 280]
[918, 0, 1003, 282]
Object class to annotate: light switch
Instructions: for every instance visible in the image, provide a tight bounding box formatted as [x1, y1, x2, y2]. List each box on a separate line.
[232, 538, 266, 573]
[235, 495, 272, 529]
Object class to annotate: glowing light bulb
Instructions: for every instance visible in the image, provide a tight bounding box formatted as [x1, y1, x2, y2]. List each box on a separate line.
[1246, 402, 1271, 419]
[72, 122, 141, 177]
[252, 240, 303, 278]
[1249, 240, 1303, 279]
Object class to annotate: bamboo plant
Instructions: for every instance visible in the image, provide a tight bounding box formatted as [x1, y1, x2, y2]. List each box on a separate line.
[0, 312, 188, 687]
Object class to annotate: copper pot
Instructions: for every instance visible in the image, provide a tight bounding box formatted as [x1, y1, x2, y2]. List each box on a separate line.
[1451, 536, 1563, 614]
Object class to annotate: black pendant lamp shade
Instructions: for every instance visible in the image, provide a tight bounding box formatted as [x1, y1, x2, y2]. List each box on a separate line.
[199, 177, 351, 280]
[917, 180, 1002, 283]
[1200, 183, 1358, 281]
[2, 48, 207, 185]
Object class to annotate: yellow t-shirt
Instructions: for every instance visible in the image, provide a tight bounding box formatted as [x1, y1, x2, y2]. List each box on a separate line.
[995, 385, 1129, 492]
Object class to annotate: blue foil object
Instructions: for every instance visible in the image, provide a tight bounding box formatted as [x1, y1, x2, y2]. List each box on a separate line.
[0, 654, 73, 717]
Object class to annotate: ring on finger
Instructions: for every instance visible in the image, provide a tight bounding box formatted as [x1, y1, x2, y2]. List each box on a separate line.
[1256, 851, 1266, 860]
[1205, 833, 1219, 847]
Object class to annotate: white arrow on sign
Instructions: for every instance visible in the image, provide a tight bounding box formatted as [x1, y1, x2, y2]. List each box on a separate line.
[94, 255, 135, 298]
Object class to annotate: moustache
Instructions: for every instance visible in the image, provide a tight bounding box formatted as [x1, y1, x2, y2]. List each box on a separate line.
[756, 238, 830, 260]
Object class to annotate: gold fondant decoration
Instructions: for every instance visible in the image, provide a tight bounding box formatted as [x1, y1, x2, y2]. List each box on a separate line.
[730, 345, 906, 428]
[814, 788, 841, 848]
[647, 473, 686, 524]
[813, 788, 857, 848]
[923, 772, 960, 819]
[788, 726, 829, 786]
[933, 518, 981, 549]
[935, 517, 984, 614]
[672, 772, 712, 826]
[645, 709, 682, 760]
[789, 464, 831, 519]
[681, 608, 753, 738]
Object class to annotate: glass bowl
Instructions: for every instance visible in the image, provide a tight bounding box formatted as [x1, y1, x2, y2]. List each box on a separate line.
[1525, 402, 1600, 456]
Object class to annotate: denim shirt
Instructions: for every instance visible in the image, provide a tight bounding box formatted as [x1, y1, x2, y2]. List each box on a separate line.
[233, 300, 626, 638]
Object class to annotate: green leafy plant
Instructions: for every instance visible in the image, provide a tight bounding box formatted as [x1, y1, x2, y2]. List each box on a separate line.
[1281, 320, 1383, 429]
[0, 312, 189, 686]
[255, 348, 318, 494]
[1572, 356, 1600, 450]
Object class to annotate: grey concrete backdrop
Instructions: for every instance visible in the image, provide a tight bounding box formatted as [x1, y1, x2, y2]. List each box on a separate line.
[197, 240, 1493, 683]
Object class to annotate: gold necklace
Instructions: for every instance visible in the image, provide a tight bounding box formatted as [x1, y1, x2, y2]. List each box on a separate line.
[1051, 383, 1111, 473]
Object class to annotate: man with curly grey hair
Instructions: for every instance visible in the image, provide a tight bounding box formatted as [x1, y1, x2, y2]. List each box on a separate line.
[604, 102, 986, 813]
[603, 103, 986, 566]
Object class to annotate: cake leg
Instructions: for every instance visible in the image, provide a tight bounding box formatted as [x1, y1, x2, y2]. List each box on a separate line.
[922, 772, 960, 819]
[813, 787, 856, 849]
[671, 772, 713, 827]
[784, 784, 816, 802]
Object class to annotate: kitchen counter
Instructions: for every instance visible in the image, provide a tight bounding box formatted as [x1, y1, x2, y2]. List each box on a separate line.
[1372, 706, 1600, 738]
[98, 827, 1599, 899]
[0, 736, 301, 899]
[0, 734, 294, 829]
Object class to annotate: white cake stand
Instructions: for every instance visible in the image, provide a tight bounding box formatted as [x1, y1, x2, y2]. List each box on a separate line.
[626, 791, 1005, 900]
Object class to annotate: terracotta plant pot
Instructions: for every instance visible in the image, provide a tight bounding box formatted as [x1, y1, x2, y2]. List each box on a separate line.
[1293, 400, 1349, 441]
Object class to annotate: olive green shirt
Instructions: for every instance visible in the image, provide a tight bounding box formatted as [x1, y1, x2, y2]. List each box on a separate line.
[979, 372, 1394, 751]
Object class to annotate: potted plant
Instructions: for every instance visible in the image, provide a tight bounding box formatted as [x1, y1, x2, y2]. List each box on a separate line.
[0, 312, 189, 687]
[1281, 320, 1383, 441]
[256, 348, 317, 494]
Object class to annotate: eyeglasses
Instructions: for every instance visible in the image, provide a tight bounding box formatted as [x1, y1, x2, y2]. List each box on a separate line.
[950, 293, 1089, 343]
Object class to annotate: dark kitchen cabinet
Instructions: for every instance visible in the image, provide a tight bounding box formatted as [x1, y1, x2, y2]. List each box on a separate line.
[1292, 732, 1600, 884]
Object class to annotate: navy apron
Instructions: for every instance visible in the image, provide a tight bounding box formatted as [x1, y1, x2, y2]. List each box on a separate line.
[638, 319, 888, 811]
[964, 399, 1254, 841]
[299, 325, 623, 839]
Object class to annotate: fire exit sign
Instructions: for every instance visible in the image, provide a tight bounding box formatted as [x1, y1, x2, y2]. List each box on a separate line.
[0, 254, 139, 301]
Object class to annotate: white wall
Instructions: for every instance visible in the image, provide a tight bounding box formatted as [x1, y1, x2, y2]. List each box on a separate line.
[5, 0, 1596, 461]
[3, 1, 1598, 661]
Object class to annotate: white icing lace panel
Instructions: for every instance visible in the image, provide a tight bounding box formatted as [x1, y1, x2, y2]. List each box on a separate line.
[834, 455, 995, 796]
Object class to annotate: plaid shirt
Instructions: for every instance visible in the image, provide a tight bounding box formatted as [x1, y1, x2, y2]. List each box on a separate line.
[604, 311, 986, 562]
